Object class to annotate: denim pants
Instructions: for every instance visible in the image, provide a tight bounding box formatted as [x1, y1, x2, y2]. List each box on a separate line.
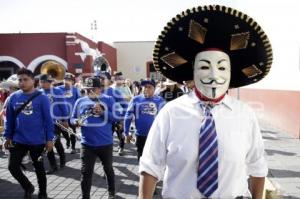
[80, 144, 115, 199]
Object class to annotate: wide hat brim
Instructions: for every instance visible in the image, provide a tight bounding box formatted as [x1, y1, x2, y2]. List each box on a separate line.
[153, 5, 273, 88]
[0, 81, 19, 90]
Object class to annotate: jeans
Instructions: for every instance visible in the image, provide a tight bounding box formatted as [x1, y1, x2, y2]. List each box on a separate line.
[81, 144, 115, 199]
[8, 143, 47, 194]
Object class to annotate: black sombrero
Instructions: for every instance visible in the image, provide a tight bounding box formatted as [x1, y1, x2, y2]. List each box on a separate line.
[153, 5, 273, 88]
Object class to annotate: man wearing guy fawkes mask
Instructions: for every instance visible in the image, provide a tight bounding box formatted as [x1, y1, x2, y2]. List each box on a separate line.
[139, 5, 273, 199]
[70, 76, 122, 199]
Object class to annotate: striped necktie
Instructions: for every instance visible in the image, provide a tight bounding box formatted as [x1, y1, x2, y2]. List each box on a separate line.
[197, 105, 218, 197]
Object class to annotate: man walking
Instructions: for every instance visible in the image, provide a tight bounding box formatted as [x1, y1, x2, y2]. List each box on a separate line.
[123, 79, 165, 161]
[4, 68, 54, 199]
[139, 5, 272, 199]
[71, 76, 122, 199]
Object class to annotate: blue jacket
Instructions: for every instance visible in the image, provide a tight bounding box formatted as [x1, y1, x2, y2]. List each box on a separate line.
[57, 85, 80, 116]
[70, 94, 122, 147]
[124, 95, 165, 136]
[4, 90, 54, 145]
[103, 87, 128, 118]
[40, 87, 69, 120]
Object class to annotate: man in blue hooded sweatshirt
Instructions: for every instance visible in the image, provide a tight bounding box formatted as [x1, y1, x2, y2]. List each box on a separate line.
[4, 68, 54, 199]
[124, 79, 165, 161]
[71, 76, 122, 199]
[57, 72, 80, 153]
[39, 74, 69, 174]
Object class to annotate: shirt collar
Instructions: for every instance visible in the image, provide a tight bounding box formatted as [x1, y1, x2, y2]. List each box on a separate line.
[187, 91, 233, 111]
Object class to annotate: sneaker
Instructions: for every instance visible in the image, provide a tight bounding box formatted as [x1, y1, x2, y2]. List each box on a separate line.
[60, 158, 66, 168]
[46, 166, 58, 175]
[118, 148, 124, 156]
[70, 149, 76, 154]
[24, 184, 34, 199]
[107, 191, 115, 199]
[38, 193, 47, 199]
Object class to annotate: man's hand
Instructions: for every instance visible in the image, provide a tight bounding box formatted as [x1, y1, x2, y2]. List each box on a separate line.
[75, 119, 83, 127]
[45, 141, 54, 152]
[125, 134, 133, 144]
[4, 138, 12, 149]
[61, 121, 69, 128]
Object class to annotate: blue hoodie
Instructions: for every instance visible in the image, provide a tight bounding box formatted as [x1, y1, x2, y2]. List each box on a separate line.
[57, 85, 80, 115]
[71, 94, 122, 147]
[124, 95, 165, 136]
[4, 90, 54, 145]
[40, 87, 69, 120]
[103, 87, 128, 118]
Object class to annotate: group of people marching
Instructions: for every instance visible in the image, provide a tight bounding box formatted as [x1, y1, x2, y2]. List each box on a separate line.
[1, 4, 272, 199]
[1, 68, 187, 199]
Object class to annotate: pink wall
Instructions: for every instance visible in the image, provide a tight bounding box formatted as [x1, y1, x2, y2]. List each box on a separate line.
[230, 88, 300, 138]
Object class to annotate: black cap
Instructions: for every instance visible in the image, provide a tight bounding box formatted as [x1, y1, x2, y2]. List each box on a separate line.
[82, 77, 103, 88]
[141, 78, 156, 87]
[113, 71, 123, 76]
[39, 74, 54, 82]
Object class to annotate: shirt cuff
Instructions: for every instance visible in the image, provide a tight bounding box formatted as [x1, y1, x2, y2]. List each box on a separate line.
[247, 156, 268, 177]
[139, 156, 164, 181]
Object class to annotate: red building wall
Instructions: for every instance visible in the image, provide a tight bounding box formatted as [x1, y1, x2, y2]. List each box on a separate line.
[98, 41, 117, 72]
[0, 33, 66, 66]
[0, 32, 117, 76]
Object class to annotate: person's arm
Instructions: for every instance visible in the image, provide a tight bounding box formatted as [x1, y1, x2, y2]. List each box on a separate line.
[139, 172, 158, 199]
[3, 95, 14, 148]
[105, 96, 122, 123]
[41, 95, 54, 142]
[70, 99, 80, 126]
[249, 176, 265, 199]
[123, 98, 135, 136]
[246, 108, 268, 198]
[3, 95, 13, 140]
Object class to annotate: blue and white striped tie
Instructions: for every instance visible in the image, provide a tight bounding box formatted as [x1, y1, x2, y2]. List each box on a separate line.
[197, 105, 218, 197]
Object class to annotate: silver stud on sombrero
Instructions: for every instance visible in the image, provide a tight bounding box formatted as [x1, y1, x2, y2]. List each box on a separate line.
[153, 5, 273, 88]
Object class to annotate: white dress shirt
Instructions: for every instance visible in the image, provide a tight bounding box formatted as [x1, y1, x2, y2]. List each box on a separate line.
[139, 91, 268, 198]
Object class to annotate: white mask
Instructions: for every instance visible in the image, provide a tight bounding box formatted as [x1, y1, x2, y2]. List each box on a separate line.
[193, 50, 231, 99]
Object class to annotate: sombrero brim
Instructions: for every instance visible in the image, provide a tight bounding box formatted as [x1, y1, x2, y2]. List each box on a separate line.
[153, 5, 273, 88]
[0, 81, 19, 90]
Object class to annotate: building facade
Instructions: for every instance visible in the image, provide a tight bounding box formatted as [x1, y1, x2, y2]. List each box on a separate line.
[0, 32, 117, 80]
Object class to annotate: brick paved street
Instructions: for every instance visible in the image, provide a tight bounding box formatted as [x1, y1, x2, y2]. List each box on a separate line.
[1, 122, 300, 199]
[0, 136, 162, 199]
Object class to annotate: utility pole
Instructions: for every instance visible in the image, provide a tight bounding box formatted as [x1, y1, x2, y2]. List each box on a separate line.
[90, 20, 97, 41]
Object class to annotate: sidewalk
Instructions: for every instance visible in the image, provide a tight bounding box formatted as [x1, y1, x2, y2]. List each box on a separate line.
[0, 122, 300, 199]
[261, 121, 300, 199]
